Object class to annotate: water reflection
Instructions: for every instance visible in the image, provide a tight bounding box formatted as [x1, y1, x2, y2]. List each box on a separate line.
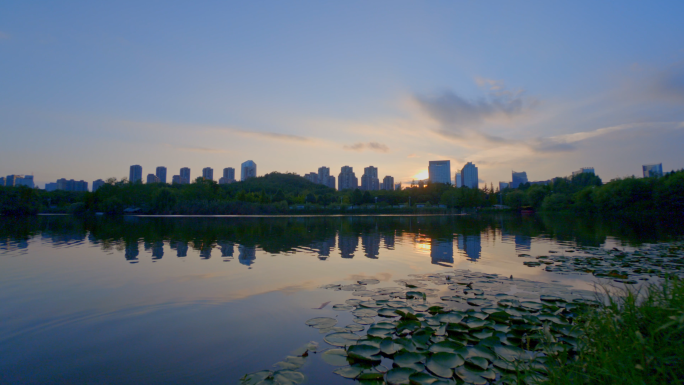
[0, 214, 682, 265]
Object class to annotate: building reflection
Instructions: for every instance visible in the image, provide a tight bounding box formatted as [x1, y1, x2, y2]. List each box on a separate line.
[430, 238, 454, 266]
[338, 234, 358, 259]
[361, 232, 381, 259]
[170, 240, 188, 257]
[514, 235, 531, 252]
[310, 236, 336, 260]
[383, 233, 395, 250]
[238, 245, 256, 266]
[125, 241, 139, 262]
[152, 241, 164, 259]
[218, 241, 234, 261]
[457, 234, 481, 262]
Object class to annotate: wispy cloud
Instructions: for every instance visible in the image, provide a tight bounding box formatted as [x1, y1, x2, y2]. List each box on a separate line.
[0, 31, 10, 40]
[343, 141, 389, 153]
[407, 153, 419, 158]
[165, 144, 227, 154]
[228, 128, 310, 142]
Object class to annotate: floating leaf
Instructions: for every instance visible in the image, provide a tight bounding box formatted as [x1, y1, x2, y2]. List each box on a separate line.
[354, 317, 376, 325]
[353, 308, 379, 318]
[324, 332, 361, 347]
[273, 370, 306, 384]
[429, 341, 465, 354]
[333, 365, 365, 379]
[347, 344, 381, 361]
[393, 351, 425, 367]
[380, 338, 402, 355]
[305, 317, 337, 329]
[408, 372, 440, 385]
[385, 367, 417, 385]
[321, 349, 349, 366]
[466, 356, 489, 370]
[240, 370, 273, 385]
[333, 304, 354, 311]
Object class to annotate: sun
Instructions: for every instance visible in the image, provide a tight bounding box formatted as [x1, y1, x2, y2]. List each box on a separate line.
[413, 170, 429, 180]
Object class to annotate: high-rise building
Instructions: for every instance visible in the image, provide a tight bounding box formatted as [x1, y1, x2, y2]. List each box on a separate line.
[381, 176, 395, 191]
[129, 165, 143, 183]
[304, 172, 319, 184]
[428, 160, 451, 185]
[455, 172, 462, 188]
[361, 166, 380, 191]
[172, 175, 182, 184]
[241, 160, 257, 181]
[511, 171, 528, 189]
[0, 177, 5, 186]
[202, 167, 214, 181]
[317, 167, 336, 189]
[499, 182, 510, 190]
[56, 178, 88, 191]
[394, 182, 402, 191]
[147, 174, 160, 183]
[643, 164, 663, 178]
[155, 167, 167, 183]
[4, 175, 34, 188]
[572, 167, 595, 177]
[219, 167, 236, 184]
[338, 166, 358, 190]
[180, 167, 191, 184]
[45, 182, 57, 191]
[460, 162, 479, 189]
[92, 179, 105, 192]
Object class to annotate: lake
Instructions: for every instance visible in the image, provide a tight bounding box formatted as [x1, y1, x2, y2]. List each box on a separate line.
[1, 214, 682, 384]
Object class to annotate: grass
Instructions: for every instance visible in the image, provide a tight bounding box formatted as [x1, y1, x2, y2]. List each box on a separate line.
[544, 277, 684, 384]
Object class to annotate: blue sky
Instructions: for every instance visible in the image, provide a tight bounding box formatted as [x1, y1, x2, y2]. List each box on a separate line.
[2, 1, 684, 187]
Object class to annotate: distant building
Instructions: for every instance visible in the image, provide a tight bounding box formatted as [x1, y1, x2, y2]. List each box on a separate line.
[202, 167, 214, 181]
[529, 180, 551, 186]
[241, 160, 257, 181]
[147, 174, 160, 183]
[5, 175, 34, 188]
[172, 175, 182, 184]
[511, 171, 528, 189]
[56, 178, 88, 192]
[428, 160, 451, 185]
[45, 182, 57, 191]
[0, 177, 4, 186]
[643, 163, 663, 178]
[156, 166, 167, 183]
[219, 167, 236, 184]
[92, 179, 105, 192]
[129, 165, 143, 183]
[360, 166, 379, 191]
[338, 166, 358, 191]
[460, 162, 479, 189]
[180, 167, 191, 184]
[499, 182, 510, 190]
[572, 167, 595, 177]
[394, 182, 402, 191]
[381, 176, 395, 191]
[318, 166, 336, 189]
[304, 172, 319, 184]
[455, 172, 462, 188]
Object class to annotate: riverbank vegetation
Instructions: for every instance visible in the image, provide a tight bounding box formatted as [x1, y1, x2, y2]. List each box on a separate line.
[1, 169, 682, 215]
[546, 278, 684, 384]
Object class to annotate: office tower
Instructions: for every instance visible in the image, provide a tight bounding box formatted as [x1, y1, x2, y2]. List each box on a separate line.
[382, 176, 395, 191]
[56, 178, 87, 191]
[129, 165, 143, 183]
[7, 175, 35, 188]
[460, 162, 479, 189]
[360, 166, 380, 191]
[304, 172, 319, 184]
[511, 171, 528, 189]
[202, 167, 214, 181]
[219, 167, 236, 184]
[172, 175, 182, 184]
[338, 166, 358, 190]
[0, 177, 5, 186]
[45, 182, 57, 191]
[92, 179, 105, 192]
[499, 182, 509, 190]
[428, 160, 452, 184]
[4, 175, 17, 187]
[455, 172, 462, 188]
[180, 167, 191, 184]
[572, 167, 595, 177]
[643, 164, 663, 178]
[394, 182, 402, 191]
[155, 166, 167, 183]
[146, 174, 160, 183]
[241, 160, 257, 181]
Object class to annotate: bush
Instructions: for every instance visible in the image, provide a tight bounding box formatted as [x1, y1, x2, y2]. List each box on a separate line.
[67, 202, 87, 215]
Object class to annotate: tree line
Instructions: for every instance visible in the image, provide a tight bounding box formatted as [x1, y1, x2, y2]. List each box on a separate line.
[1, 169, 683, 215]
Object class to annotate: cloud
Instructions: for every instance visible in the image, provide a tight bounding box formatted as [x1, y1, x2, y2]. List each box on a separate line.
[0, 31, 9, 40]
[165, 144, 227, 154]
[407, 153, 419, 158]
[343, 141, 389, 152]
[232, 129, 310, 142]
[651, 62, 684, 102]
[414, 79, 537, 142]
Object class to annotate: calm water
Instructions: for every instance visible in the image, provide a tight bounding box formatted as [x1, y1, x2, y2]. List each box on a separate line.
[0, 214, 682, 384]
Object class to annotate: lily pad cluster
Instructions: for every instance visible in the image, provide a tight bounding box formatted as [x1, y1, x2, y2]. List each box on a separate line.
[243, 271, 600, 384]
[240, 341, 318, 385]
[518, 242, 684, 283]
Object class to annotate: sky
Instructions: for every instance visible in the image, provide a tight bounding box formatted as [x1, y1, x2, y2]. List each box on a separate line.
[2, 1, 684, 188]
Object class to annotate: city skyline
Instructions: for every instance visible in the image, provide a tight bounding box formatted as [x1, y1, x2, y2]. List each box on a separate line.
[2, 3, 684, 188]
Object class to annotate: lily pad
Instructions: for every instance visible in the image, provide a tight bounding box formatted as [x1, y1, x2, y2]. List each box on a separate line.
[466, 356, 489, 370]
[393, 351, 425, 367]
[354, 317, 376, 325]
[273, 370, 306, 384]
[380, 338, 402, 355]
[324, 332, 361, 347]
[353, 308, 379, 318]
[305, 317, 337, 329]
[385, 367, 417, 385]
[333, 304, 354, 311]
[408, 372, 440, 385]
[321, 349, 349, 366]
[333, 365, 365, 379]
[240, 370, 273, 385]
[347, 344, 382, 361]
